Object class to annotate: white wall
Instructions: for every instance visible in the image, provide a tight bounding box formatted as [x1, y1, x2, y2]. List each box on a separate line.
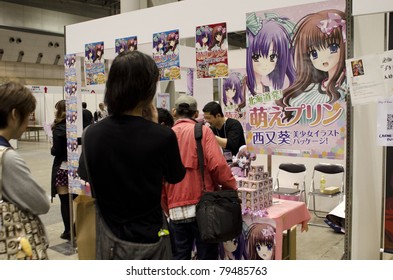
[351, 13, 386, 260]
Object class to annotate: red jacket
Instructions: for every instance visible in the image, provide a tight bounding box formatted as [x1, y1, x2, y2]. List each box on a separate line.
[161, 118, 236, 214]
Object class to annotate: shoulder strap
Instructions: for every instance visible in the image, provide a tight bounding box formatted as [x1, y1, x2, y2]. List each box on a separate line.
[194, 122, 205, 191]
[0, 146, 11, 200]
[81, 127, 95, 197]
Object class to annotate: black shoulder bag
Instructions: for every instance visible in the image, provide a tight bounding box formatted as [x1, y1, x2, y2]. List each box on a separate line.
[194, 122, 242, 243]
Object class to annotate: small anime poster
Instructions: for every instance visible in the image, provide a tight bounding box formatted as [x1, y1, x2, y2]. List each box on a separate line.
[84, 41, 106, 85]
[115, 36, 137, 54]
[64, 54, 77, 84]
[222, 69, 247, 131]
[245, 0, 346, 159]
[157, 93, 170, 109]
[152, 29, 181, 81]
[195, 22, 229, 79]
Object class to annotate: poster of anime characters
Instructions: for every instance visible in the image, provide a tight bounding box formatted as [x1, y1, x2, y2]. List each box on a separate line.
[222, 69, 247, 131]
[195, 22, 229, 79]
[156, 93, 170, 109]
[245, 0, 347, 159]
[115, 36, 137, 54]
[84, 41, 106, 85]
[152, 29, 181, 81]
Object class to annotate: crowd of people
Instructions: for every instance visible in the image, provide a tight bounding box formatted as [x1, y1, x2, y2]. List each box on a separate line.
[1, 50, 246, 260]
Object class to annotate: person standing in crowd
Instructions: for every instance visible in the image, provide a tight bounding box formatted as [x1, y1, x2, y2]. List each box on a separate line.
[82, 101, 93, 129]
[78, 50, 186, 259]
[157, 107, 174, 128]
[0, 82, 50, 251]
[94, 102, 108, 122]
[51, 100, 75, 240]
[202, 101, 246, 161]
[161, 95, 236, 260]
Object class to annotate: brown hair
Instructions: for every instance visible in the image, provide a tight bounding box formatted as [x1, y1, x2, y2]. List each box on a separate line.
[52, 100, 66, 129]
[0, 82, 36, 129]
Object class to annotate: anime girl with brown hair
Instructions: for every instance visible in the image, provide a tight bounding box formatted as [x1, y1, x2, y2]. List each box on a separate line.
[246, 222, 276, 260]
[277, 9, 347, 123]
[209, 24, 227, 51]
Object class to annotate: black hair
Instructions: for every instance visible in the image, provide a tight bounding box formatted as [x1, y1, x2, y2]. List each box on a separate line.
[157, 108, 174, 127]
[82, 102, 87, 109]
[104, 50, 159, 116]
[202, 101, 223, 117]
[176, 103, 196, 119]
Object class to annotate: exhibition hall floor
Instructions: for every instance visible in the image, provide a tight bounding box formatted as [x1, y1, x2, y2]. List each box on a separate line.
[17, 135, 345, 260]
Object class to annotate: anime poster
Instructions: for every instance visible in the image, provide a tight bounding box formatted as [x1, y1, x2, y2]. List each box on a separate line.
[245, 0, 347, 159]
[222, 69, 247, 131]
[152, 29, 181, 81]
[115, 36, 137, 54]
[84, 41, 106, 85]
[156, 93, 170, 109]
[64, 56, 87, 195]
[195, 22, 229, 79]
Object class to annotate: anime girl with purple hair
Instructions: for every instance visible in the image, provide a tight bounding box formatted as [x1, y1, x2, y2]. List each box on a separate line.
[196, 25, 212, 52]
[246, 222, 276, 260]
[85, 44, 95, 63]
[223, 72, 244, 107]
[153, 33, 166, 56]
[246, 12, 296, 95]
[277, 9, 347, 124]
[219, 232, 248, 260]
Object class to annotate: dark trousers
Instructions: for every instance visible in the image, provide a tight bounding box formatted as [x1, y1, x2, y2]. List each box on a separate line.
[169, 219, 218, 260]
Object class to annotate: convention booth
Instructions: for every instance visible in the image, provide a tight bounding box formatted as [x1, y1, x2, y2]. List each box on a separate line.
[63, 0, 393, 260]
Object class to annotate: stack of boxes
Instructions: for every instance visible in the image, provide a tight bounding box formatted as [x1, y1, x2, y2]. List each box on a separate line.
[236, 165, 273, 212]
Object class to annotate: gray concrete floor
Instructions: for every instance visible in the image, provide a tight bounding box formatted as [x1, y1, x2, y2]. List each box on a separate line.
[16, 133, 345, 260]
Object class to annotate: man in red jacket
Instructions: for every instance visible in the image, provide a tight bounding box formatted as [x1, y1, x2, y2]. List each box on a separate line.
[162, 95, 237, 260]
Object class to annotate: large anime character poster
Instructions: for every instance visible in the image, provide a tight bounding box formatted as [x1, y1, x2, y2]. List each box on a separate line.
[152, 29, 181, 81]
[115, 36, 137, 54]
[84, 41, 106, 86]
[246, 0, 347, 159]
[222, 69, 247, 131]
[196, 22, 229, 79]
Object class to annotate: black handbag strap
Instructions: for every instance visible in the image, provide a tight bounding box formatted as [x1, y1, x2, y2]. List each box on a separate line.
[194, 122, 205, 192]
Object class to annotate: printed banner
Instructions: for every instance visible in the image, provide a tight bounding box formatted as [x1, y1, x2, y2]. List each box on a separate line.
[152, 29, 181, 81]
[222, 69, 247, 131]
[196, 22, 229, 79]
[245, 0, 346, 159]
[115, 36, 137, 54]
[84, 41, 106, 85]
[64, 54, 88, 195]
